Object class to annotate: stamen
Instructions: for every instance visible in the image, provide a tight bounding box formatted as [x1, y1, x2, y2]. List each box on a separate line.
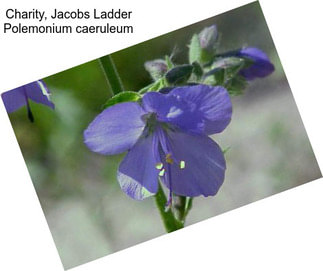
[155, 162, 163, 170]
[159, 168, 165, 177]
[166, 153, 174, 164]
[180, 160, 186, 169]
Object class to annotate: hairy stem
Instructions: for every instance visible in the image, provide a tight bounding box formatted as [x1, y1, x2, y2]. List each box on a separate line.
[154, 184, 184, 233]
[176, 196, 193, 223]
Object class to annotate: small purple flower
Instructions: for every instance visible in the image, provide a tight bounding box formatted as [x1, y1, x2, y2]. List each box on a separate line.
[84, 84, 232, 202]
[1, 80, 54, 121]
[236, 47, 275, 80]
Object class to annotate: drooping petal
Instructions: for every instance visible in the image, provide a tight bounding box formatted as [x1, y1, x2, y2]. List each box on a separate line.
[1, 80, 55, 114]
[161, 130, 226, 197]
[169, 84, 232, 134]
[117, 133, 160, 200]
[236, 47, 274, 80]
[84, 102, 146, 155]
[142, 91, 204, 134]
[1, 87, 27, 113]
[25, 81, 55, 109]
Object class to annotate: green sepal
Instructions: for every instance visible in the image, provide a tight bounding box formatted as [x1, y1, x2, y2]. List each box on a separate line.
[189, 34, 202, 64]
[138, 78, 166, 94]
[165, 55, 174, 69]
[203, 68, 225, 85]
[213, 69, 225, 85]
[225, 75, 247, 96]
[206, 57, 245, 79]
[103, 91, 141, 109]
[212, 57, 245, 69]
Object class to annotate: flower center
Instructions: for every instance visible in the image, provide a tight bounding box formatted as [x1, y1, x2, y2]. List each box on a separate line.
[143, 112, 158, 133]
[155, 154, 185, 174]
[143, 112, 176, 137]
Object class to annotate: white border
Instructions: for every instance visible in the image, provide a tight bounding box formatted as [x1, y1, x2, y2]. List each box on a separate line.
[0, 0, 322, 270]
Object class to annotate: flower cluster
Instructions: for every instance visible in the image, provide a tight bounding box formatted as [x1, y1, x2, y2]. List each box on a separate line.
[143, 25, 275, 97]
[83, 24, 275, 207]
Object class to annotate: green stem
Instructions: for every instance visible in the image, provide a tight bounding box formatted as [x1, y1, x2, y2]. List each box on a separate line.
[176, 196, 193, 223]
[154, 184, 184, 233]
[98, 55, 125, 95]
[176, 196, 186, 222]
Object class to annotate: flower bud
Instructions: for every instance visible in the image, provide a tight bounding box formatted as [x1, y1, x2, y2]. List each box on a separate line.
[198, 25, 218, 52]
[144, 59, 168, 81]
[165, 64, 193, 85]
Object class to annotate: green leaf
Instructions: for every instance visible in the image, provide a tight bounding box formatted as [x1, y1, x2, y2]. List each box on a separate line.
[189, 34, 202, 64]
[103, 91, 141, 109]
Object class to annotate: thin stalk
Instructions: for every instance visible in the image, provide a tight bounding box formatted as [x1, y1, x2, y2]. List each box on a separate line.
[154, 184, 183, 233]
[98, 55, 125, 95]
[176, 196, 193, 223]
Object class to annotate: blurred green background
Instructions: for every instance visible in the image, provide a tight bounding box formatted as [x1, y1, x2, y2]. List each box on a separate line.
[5, 2, 321, 269]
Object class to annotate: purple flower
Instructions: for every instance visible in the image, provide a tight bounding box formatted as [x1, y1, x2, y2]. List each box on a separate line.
[1, 80, 54, 121]
[236, 47, 275, 80]
[84, 84, 232, 201]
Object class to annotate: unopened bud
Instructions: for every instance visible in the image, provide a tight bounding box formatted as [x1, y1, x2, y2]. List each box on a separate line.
[144, 59, 168, 81]
[198, 25, 218, 52]
[165, 64, 193, 85]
